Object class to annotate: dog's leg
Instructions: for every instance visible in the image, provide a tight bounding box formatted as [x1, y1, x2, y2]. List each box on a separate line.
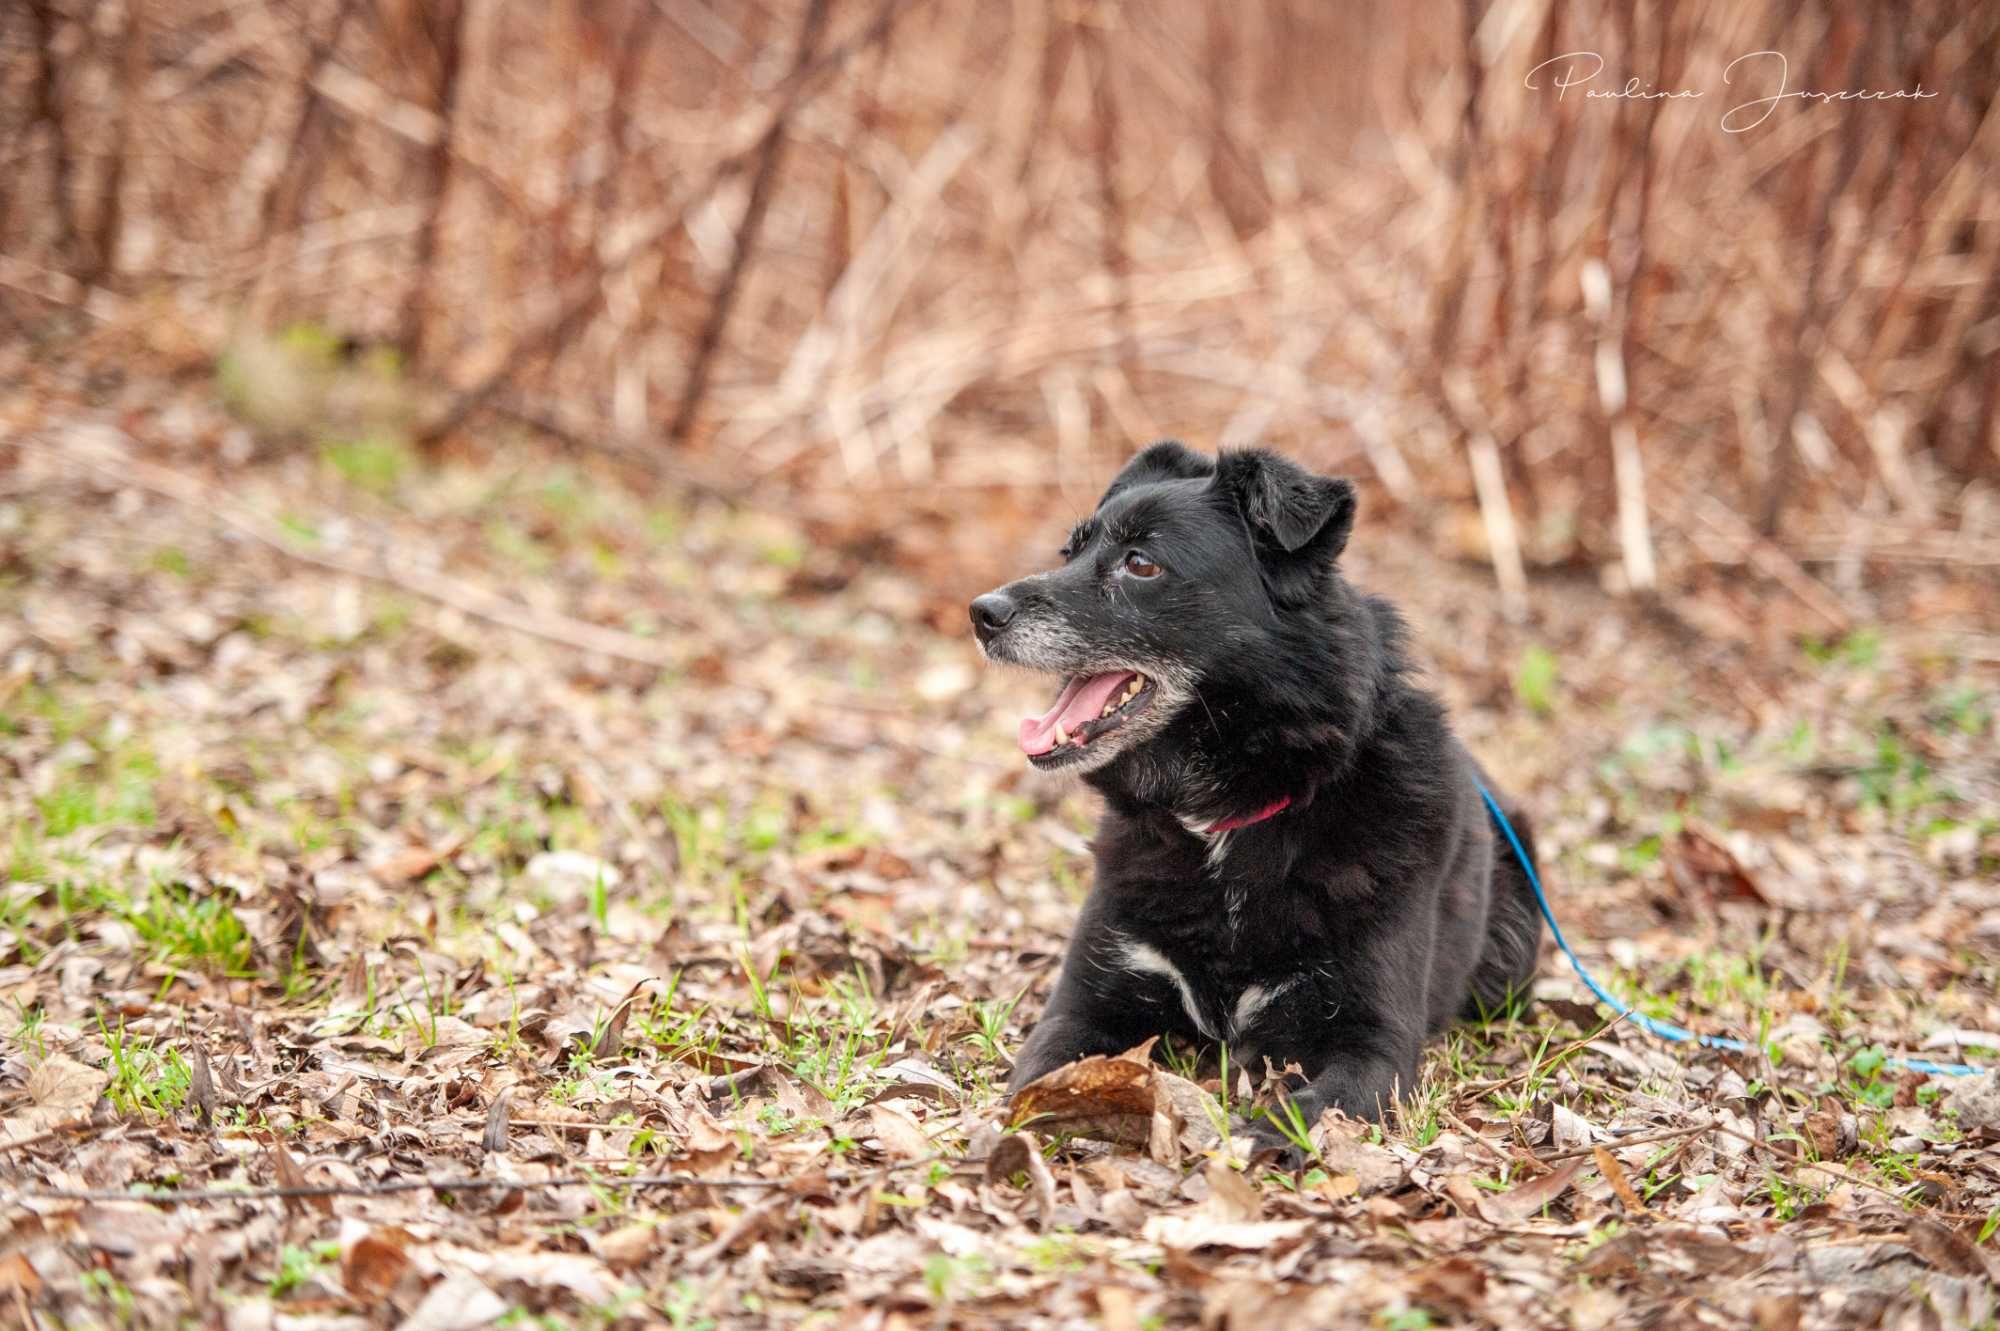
[1006, 912, 1167, 1091]
[1007, 1010, 1136, 1090]
[1243, 1035, 1421, 1163]
[1235, 922, 1431, 1158]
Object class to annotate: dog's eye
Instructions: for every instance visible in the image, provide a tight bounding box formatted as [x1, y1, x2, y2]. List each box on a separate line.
[1120, 551, 1162, 579]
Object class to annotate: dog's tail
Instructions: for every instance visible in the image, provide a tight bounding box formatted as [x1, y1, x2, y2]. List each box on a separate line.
[1463, 790, 1546, 1022]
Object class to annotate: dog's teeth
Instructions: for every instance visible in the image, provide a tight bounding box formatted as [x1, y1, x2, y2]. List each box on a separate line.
[1054, 723, 1068, 745]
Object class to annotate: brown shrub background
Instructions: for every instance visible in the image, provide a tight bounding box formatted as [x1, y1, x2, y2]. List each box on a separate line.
[7, 0, 1998, 605]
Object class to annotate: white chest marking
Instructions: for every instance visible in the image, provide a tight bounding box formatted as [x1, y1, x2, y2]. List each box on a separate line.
[1120, 931, 1208, 1039]
[1231, 983, 1275, 1034]
[1119, 938, 1290, 1042]
[1118, 938, 1216, 1039]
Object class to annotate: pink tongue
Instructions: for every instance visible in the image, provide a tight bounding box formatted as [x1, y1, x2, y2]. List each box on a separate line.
[1018, 672, 1137, 755]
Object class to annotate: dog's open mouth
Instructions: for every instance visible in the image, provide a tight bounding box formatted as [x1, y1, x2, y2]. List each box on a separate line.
[1018, 671, 1157, 767]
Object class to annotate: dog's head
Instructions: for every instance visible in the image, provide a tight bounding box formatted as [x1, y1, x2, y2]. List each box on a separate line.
[970, 441, 1357, 778]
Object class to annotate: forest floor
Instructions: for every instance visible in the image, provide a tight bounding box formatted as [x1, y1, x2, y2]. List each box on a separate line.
[3, 361, 1998, 1330]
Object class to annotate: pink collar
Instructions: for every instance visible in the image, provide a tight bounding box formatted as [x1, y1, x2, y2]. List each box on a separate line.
[1207, 795, 1293, 835]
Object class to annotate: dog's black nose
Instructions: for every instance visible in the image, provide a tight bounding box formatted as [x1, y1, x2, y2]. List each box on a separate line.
[969, 591, 1016, 643]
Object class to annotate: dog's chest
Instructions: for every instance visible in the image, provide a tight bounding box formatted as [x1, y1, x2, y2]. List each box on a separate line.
[1108, 863, 1317, 1044]
[1111, 926, 1304, 1045]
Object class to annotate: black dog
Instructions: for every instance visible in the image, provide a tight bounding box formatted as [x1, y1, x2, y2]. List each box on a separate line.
[970, 442, 1543, 1150]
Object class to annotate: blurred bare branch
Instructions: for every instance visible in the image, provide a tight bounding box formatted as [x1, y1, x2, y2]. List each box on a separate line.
[4, 0, 1996, 604]
[668, 0, 832, 446]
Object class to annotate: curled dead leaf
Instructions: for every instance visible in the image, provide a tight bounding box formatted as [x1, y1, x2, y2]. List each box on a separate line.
[1904, 1218, 1993, 1279]
[341, 1226, 415, 1304]
[1478, 1157, 1585, 1224]
[1006, 1040, 1209, 1164]
[397, 1271, 508, 1331]
[1592, 1145, 1649, 1214]
[1408, 1255, 1488, 1316]
[985, 1129, 1058, 1229]
[267, 1137, 332, 1217]
[481, 1088, 512, 1155]
[1667, 827, 1771, 906]
[593, 1222, 663, 1268]
[0, 1252, 41, 1299]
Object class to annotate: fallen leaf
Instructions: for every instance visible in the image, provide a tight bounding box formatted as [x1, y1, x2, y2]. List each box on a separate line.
[1314, 1116, 1405, 1194]
[1141, 1212, 1310, 1252]
[1095, 1285, 1143, 1331]
[370, 833, 466, 885]
[986, 1129, 1058, 1229]
[1541, 1100, 1594, 1153]
[342, 1226, 415, 1304]
[1667, 828, 1771, 906]
[1479, 1157, 1585, 1224]
[1408, 1255, 1487, 1315]
[1008, 1046, 1159, 1147]
[1202, 1157, 1262, 1223]
[1593, 1145, 1649, 1214]
[865, 1103, 931, 1160]
[594, 1222, 661, 1268]
[190, 1043, 216, 1130]
[0, 1252, 41, 1299]
[1750, 1295, 1802, 1331]
[481, 1088, 511, 1154]
[267, 1138, 332, 1217]
[1904, 1218, 1993, 1279]
[23, 1054, 109, 1127]
[1945, 1070, 2000, 1138]
[397, 1271, 508, 1331]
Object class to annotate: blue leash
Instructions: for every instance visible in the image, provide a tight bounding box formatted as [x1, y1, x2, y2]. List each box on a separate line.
[1474, 781, 1984, 1079]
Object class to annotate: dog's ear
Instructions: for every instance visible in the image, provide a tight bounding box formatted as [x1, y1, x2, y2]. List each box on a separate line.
[1098, 440, 1215, 509]
[1213, 449, 1357, 559]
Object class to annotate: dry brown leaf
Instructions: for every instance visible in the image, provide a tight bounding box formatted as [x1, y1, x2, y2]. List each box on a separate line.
[1751, 1294, 1804, 1331]
[1407, 1256, 1488, 1316]
[1667, 828, 1772, 906]
[985, 1129, 1058, 1229]
[190, 1043, 216, 1130]
[369, 833, 465, 885]
[481, 1087, 512, 1154]
[1593, 1145, 1649, 1214]
[1008, 1046, 1159, 1146]
[267, 1138, 332, 1216]
[1904, 1218, 1994, 1279]
[1314, 1116, 1405, 1194]
[1945, 1070, 2000, 1138]
[1095, 1285, 1143, 1331]
[398, 1271, 509, 1331]
[1478, 1157, 1585, 1224]
[680, 1102, 746, 1175]
[1140, 1211, 1310, 1253]
[341, 1226, 415, 1304]
[25, 1054, 109, 1119]
[0, 1253, 41, 1299]
[594, 1222, 663, 1268]
[865, 1102, 931, 1160]
[1202, 1157, 1263, 1224]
